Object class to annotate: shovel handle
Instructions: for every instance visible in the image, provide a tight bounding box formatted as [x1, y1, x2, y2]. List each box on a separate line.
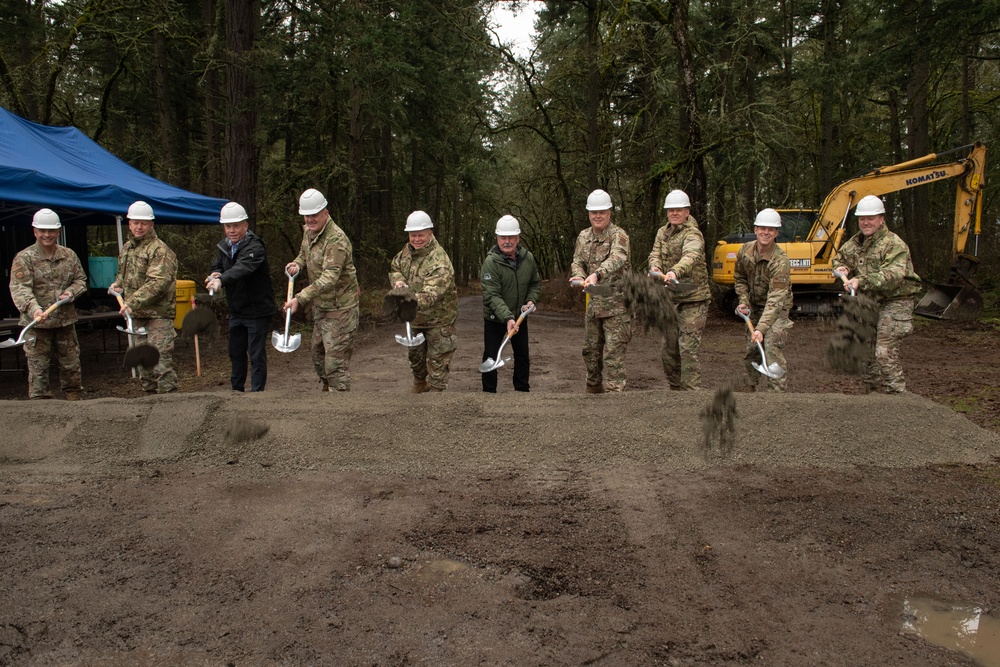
[835, 271, 856, 297]
[735, 308, 759, 336]
[33, 297, 70, 322]
[515, 303, 536, 326]
[285, 268, 297, 301]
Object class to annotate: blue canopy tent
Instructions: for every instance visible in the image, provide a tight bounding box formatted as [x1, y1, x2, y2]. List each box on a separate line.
[0, 106, 228, 318]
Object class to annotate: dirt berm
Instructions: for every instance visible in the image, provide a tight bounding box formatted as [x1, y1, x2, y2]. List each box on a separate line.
[3, 391, 998, 474]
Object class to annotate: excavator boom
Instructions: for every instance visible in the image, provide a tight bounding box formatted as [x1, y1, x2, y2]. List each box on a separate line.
[710, 142, 987, 320]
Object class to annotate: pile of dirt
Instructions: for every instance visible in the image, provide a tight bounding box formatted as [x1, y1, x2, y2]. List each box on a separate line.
[4, 390, 997, 477]
[826, 293, 880, 373]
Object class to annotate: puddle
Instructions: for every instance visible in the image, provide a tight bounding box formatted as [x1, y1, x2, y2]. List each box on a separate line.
[898, 594, 1000, 667]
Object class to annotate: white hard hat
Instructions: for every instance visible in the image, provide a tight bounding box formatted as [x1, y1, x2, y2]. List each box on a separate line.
[127, 200, 155, 221]
[298, 188, 328, 215]
[753, 208, 782, 228]
[220, 202, 249, 224]
[663, 189, 691, 209]
[586, 189, 613, 211]
[855, 195, 885, 216]
[495, 215, 521, 235]
[404, 210, 434, 232]
[32, 208, 62, 229]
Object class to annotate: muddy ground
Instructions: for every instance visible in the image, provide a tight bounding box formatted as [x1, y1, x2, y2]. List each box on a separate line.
[1, 287, 999, 666]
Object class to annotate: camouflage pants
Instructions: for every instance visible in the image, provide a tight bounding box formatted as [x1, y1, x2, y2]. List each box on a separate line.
[743, 313, 792, 392]
[583, 311, 632, 392]
[132, 317, 177, 393]
[661, 300, 710, 390]
[312, 307, 359, 391]
[409, 323, 457, 390]
[865, 299, 914, 393]
[24, 324, 82, 398]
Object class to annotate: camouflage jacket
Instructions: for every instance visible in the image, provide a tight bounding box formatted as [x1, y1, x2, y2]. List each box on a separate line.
[116, 230, 177, 319]
[292, 218, 360, 317]
[389, 235, 458, 328]
[734, 241, 792, 334]
[833, 224, 921, 303]
[647, 216, 712, 303]
[570, 223, 631, 318]
[10, 242, 88, 328]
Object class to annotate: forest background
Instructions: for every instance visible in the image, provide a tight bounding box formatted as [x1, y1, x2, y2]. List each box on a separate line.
[3, 0, 1000, 309]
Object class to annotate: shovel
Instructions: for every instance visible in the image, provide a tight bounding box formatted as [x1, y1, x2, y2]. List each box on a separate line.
[395, 321, 425, 348]
[182, 288, 217, 376]
[272, 268, 302, 353]
[108, 288, 160, 371]
[0, 296, 72, 348]
[735, 308, 784, 379]
[479, 303, 536, 372]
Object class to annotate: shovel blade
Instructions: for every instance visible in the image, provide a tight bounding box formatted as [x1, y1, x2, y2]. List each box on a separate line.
[394, 332, 425, 348]
[752, 361, 784, 379]
[0, 338, 21, 349]
[271, 330, 302, 353]
[479, 357, 502, 372]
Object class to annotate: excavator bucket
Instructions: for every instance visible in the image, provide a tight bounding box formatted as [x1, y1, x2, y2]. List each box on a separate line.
[915, 284, 983, 321]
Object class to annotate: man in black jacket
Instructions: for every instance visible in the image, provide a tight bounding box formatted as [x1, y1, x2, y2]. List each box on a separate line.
[207, 202, 278, 392]
[480, 215, 541, 392]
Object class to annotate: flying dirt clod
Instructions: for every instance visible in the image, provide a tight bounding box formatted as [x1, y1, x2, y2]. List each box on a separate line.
[382, 286, 418, 323]
[618, 272, 679, 340]
[224, 416, 270, 445]
[826, 293, 880, 374]
[699, 385, 737, 458]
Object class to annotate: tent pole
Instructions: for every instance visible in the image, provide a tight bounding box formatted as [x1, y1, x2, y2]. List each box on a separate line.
[116, 215, 123, 250]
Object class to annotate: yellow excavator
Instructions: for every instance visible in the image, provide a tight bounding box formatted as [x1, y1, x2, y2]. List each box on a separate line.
[711, 142, 987, 320]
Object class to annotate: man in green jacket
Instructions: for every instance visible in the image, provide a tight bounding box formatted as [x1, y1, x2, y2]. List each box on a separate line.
[481, 215, 541, 393]
[648, 189, 712, 390]
[734, 208, 793, 391]
[833, 195, 921, 393]
[389, 211, 458, 393]
[284, 188, 360, 392]
[111, 201, 178, 394]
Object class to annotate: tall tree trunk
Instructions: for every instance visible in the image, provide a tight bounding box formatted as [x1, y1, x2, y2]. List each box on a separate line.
[347, 78, 365, 240]
[905, 55, 931, 267]
[153, 31, 180, 184]
[818, 0, 839, 196]
[584, 0, 601, 188]
[225, 0, 259, 225]
[202, 0, 224, 197]
[669, 0, 707, 228]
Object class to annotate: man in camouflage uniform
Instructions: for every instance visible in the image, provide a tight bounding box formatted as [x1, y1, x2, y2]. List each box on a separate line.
[284, 188, 360, 392]
[389, 210, 458, 393]
[648, 189, 712, 390]
[570, 189, 632, 393]
[833, 195, 921, 394]
[110, 201, 178, 394]
[8, 209, 88, 400]
[734, 208, 793, 391]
